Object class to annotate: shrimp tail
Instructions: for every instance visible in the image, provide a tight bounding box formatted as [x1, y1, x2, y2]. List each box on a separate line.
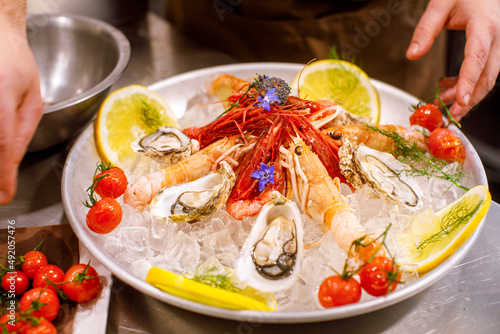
[124, 136, 241, 210]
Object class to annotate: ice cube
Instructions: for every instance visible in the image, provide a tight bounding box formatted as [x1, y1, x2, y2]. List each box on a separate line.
[163, 231, 200, 274]
[201, 228, 238, 261]
[302, 214, 323, 246]
[115, 227, 154, 265]
[129, 259, 152, 280]
[119, 226, 149, 251]
[148, 255, 176, 272]
[102, 237, 123, 257]
[150, 220, 179, 253]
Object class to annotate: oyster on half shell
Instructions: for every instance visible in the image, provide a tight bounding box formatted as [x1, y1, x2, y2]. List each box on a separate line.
[150, 161, 235, 223]
[131, 127, 199, 165]
[339, 140, 422, 209]
[236, 192, 303, 292]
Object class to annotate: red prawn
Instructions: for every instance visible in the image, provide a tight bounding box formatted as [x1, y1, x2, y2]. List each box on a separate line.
[183, 98, 274, 148]
[184, 90, 347, 219]
[225, 117, 286, 219]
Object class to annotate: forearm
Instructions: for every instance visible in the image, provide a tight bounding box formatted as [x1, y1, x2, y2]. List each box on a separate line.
[0, 0, 27, 33]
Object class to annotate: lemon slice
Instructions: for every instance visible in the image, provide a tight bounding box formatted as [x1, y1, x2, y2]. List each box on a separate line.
[145, 267, 277, 311]
[398, 185, 491, 274]
[94, 85, 179, 169]
[291, 59, 380, 124]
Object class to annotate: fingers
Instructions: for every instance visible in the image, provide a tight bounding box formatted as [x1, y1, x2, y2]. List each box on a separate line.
[455, 19, 496, 107]
[12, 89, 44, 164]
[0, 94, 18, 205]
[438, 77, 458, 105]
[0, 92, 43, 205]
[448, 102, 467, 122]
[406, 0, 452, 60]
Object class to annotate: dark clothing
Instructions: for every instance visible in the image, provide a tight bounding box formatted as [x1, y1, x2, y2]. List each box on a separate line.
[165, 0, 445, 99]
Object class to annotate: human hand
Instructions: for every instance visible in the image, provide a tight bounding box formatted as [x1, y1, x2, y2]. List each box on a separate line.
[0, 13, 44, 204]
[406, 0, 500, 121]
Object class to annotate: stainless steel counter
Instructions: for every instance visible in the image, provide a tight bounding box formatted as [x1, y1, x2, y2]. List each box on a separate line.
[1, 12, 499, 334]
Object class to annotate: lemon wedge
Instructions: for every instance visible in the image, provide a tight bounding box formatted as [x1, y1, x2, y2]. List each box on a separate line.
[94, 85, 179, 169]
[398, 185, 491, 274]
[291, 59, 380, 124]
[145, 267, 277, 311]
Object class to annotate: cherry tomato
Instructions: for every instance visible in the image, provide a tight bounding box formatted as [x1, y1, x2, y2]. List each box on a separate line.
[318, 275, 361, 308]
[19, 318, 56, 334]
[86, 197, 122, 234]
[94, 167, 128, 199]
[0, 312, 26, 333]
[428, 128, 465, 163]
[62, 264, 100, 302]
[19, 287, 60, 322]
[1, 270, 29, 296]
[33, 265, 65, 293]
[21, 251, 48, 280]
[409, 103, 444, 132]
[359, 256, 401, 297]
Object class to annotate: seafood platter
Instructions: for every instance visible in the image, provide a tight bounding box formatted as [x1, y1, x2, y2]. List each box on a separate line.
[62, 62, 490, 323]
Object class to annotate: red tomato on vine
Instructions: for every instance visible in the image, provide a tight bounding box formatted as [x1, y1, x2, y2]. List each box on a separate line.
[84, 162, 124, 234]
[428, 128, 465, 163]
[0, 312, 26, 333]
[92, 162, 128, 199]
[19, 318, 56, 334]
[318, 275, 361, 308]
[1, 270, 29, 296]
[21, 251, 48, 280]
[86, 197, 123, 234]
[33, 265, 65, 293]
[410, 103, 444, 132]
[62, 263, 100, 302]
[359, 256, 401, 297]
[19, 287, 60, 322]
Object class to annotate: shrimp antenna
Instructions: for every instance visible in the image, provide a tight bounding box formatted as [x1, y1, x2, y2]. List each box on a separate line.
[297, 58, 316, 99]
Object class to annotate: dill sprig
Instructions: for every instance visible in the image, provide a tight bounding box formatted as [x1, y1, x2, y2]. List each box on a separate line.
[138, 99, 165, 133]
[365, 125, 469, 191]
[192, 267, 241, 293]
[416, 196, 482, 252]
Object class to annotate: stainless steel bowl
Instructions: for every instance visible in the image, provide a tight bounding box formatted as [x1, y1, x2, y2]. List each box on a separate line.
[27, 14, 130, 152]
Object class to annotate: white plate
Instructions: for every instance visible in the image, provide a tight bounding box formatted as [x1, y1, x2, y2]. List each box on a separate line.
[62, 63, 488, 323]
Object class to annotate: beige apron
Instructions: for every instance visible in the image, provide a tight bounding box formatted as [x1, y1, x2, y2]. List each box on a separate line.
[165, 0, 446, 99]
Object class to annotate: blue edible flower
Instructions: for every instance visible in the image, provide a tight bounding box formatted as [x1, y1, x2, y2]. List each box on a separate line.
[257, 88, 281, 111]
[249, 163, 275, 191]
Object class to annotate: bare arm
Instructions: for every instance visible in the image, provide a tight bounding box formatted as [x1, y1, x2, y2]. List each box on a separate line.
[0, 0, 44, 204]
[407, 0, 500, 121]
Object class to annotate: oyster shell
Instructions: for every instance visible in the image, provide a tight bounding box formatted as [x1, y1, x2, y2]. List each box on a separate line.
[339, 140, 422, 209]
[150, 161, 235, 223]
[131, 127, 199, 165]
[236, 192, 303, 292]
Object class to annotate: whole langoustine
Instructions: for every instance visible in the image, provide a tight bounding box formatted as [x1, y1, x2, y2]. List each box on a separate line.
[323, 124, 429, 152]
[124, 136, 242, 210]
[281, 137, 381, 261]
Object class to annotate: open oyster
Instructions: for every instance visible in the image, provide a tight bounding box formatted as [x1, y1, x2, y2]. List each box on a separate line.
[339, 140, 422, 209]
[131, 127, 199, 165]
[150, 161, 235, 223]
[236, 192, 304, 292]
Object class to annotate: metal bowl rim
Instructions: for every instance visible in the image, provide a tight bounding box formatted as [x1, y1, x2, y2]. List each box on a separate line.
[27, 13, 131, 114]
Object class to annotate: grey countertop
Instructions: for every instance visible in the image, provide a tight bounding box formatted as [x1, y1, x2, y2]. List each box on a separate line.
[1, 13, 499, 334]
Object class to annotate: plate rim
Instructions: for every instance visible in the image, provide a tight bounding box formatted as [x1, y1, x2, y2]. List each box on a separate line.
[62, 62, 489, 323]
